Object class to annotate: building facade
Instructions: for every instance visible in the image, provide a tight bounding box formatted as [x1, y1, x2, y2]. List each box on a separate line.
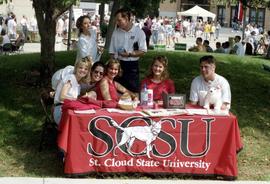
[159, 0, 270, 31]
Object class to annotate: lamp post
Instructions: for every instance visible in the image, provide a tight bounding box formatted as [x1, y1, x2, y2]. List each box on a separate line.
[67, 6, 73, 51]
[242, 0, 248, 40]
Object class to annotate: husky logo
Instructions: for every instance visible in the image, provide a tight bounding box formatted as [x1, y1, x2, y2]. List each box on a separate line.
[87, 116, 214, 158]
[110, 119, 162, 158]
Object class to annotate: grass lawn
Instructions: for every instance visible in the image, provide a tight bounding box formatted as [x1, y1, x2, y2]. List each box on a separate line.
[0, 50, 269, 180]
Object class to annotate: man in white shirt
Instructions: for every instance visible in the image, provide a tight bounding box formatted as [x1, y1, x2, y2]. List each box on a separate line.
[189, 55, 231, 109]
[7, 14, 17, 39]
[231, 35, 245, 56]
[109, 8, 147, 93]
[20, 15, 28, 40]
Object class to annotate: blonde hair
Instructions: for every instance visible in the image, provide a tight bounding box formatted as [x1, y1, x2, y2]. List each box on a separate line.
[74, 57, 92, 83]
[105, 59, 122, 77]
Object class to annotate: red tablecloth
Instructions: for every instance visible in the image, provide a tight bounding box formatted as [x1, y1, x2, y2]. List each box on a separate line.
[57, 109, 243, 178]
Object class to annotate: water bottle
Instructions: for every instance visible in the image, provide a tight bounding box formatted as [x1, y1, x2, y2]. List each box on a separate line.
[140, 84, 148, 108]
[147, 88, 153, 108]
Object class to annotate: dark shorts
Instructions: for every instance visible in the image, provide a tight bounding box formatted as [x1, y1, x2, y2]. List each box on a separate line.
[116, 60, 140, 93]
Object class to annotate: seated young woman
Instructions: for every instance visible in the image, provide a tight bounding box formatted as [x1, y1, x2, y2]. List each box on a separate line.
[53, 57, 92, 124]
[80, 61, 105, 96]
[95, 59, 137, 102]
[141, 55, 175, 103]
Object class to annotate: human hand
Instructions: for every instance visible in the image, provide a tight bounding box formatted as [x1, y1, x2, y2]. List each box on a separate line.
[119, 51, 129, 57]
[118, 48, 129, 57]
[221, 103, 229, 110]
[66, 80, 72, 87]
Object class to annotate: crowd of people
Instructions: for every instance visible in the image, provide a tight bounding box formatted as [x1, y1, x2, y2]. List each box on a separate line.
[1, 7, 270, 57]
[52, 8, 232, 126]
[0, 11, 38, 52]
[189, 35, 244, 55]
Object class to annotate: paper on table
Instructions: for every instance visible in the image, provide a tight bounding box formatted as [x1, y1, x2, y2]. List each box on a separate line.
[143, 109, 187, 117]
[165, 109, 187, 116]
[207, 109, 229, 116]
[74, 109, 96, 114]
[106, 108, 146, 116]
[186, 108, 208, 115]
[186, 108, 229, 116]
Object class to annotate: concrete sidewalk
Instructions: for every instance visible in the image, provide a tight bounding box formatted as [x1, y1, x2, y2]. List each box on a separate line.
[0, 178, 269, 184]
[21, 27, 241, 54]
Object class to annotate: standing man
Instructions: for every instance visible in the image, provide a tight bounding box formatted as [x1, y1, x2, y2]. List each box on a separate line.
[189, 55, 231, 110]
[230, 35, 245, 56]
[20, 15, 28, 41]
[7, 13, 17, 39]
[109, 8, 147, 93]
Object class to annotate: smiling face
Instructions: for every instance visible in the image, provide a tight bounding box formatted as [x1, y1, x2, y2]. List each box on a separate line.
[200, 61, 216, 81]
[75, 62, 90, 81]
[107, 63, 119, 80]
[152, 60, 165, 78]
[91, 66, 104, 82]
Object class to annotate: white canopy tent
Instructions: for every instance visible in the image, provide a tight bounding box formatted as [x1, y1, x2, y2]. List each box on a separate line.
[177, 5, 216, 21]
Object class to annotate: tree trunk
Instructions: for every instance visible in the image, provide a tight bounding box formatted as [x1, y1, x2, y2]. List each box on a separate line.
[32, 0, 56, 86]
[104, 0, 121, 49]
[99, 3, 105, 26]
[266, 45, 270, 58]
[32, 0, 73, 86]
[39, 21, 56, 80]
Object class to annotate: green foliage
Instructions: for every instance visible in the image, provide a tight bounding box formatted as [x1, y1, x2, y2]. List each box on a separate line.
[0, 0, 6, 4]
[121, 0, 161, 18]
[0, 51, 269, 179]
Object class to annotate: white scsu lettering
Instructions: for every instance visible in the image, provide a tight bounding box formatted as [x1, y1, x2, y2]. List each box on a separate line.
[89, 158, 100, 166]
[136, 159, 160, 167]
[104, 158, 134, 167]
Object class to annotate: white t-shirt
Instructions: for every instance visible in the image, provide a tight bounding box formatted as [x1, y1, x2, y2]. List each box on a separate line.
[76, 28, 97, 62]
[20, 17, 28, 27]
[109, 24, 147, 61]
[7, 18, 17, 36]
[56, 18, 64, 34]
[1, 35, 11, 46]
[54, 74, 80, 104]
[234, 42, 245, 56]
[189, 74, 231, 108]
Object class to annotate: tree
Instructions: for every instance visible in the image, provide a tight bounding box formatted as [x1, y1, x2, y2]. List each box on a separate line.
[104, 0, 163, 49]
[0, 0, 76, 84]
[32, 0, 76, 84]
[1, 0, 164, 83]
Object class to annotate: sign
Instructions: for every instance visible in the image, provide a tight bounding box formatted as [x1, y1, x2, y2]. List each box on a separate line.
[73, 8, 83, 23]
[58, 109, 243, 179]
[175, 43, 187, 51]
[163, 93, 186, 109]
[154, 44, 166, 51]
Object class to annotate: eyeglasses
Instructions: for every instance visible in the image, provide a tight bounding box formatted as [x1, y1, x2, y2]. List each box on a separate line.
[94, 70, 104, 75]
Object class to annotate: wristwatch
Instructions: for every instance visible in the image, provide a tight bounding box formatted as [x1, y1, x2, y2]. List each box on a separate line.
[128, 52, 132, 57]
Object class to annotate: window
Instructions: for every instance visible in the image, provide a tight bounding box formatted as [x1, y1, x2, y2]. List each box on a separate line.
[230, 6, 237, 27]
[249, 8, 265, 28]
[217, 6, 226, 26]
